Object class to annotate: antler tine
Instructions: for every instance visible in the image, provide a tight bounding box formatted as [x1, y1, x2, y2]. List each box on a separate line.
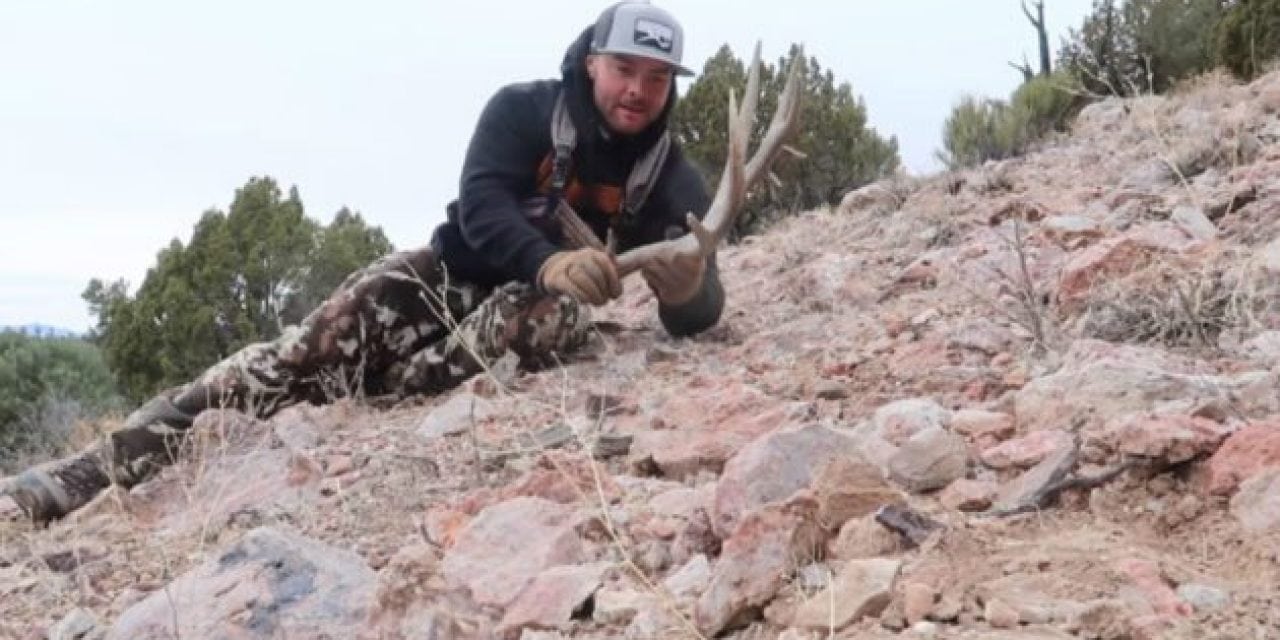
[744, 46, 804, 188]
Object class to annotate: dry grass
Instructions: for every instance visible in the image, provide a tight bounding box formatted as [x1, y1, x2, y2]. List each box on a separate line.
[1076, 248, 1280, 350]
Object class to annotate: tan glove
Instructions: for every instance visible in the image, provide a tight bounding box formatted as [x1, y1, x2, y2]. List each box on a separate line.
[642, 250, 706, 306]
[538, 248, 622, 306]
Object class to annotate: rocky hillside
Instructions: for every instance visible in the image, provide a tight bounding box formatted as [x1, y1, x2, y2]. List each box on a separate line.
[4, 69, 1280, 639]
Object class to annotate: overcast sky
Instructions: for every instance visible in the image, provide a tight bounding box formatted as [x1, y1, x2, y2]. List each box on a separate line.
[0, 0, 1096, 332]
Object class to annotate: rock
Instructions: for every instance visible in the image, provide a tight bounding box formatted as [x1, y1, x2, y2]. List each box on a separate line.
[791, 558, 901, 630]
[910, 621, 940, 638]
[1170, 204, 1216, 240]
[712, 423, 862, 537]
[839, 180, 901, 215]
[418, 391, 494, 439]
[1114, 558, 1192, 618]
[950, 409, 1016, 441]
[498, 563, 610, 636]
[1230, 468, 1280, 532]
[1107, 413, 1232, 464]
[1199, 419, 1280, 495]
[991, 435, 1077, 513]
[592, 588, 653, 625]
[981, 429, 1073, 469]
[1259, 238, 1280, 276]
[984, 598, 1020, 629]
[442, 497, 584, 608]
[1043, 214, 1104, 247]
[902, 581, 938, 624]
[814, 379, 850, 400]
[947, 319, 1016, 356]
[1240, 331, 1280, 363]
[1175, 584, 1230, 612]
[940, 478, 998, 512]
[694, 499, 826, 636]
[629, 383, 794, 480]
[1013, 340, 1276, 434]
[872, 398, 952, 446]
[828, 513, 902, 560]
[663, 554, 712, 599]
[367, 544, 444, 630]
[887, 427, 969, 492]
[107, 527, 376, 640]
[810, 452, 902, 529]
[505, 451, 622, 505]
[1067, 599, 1132, 638]
[49, 608, 97, 640]
[1057, 223, 1204, 305]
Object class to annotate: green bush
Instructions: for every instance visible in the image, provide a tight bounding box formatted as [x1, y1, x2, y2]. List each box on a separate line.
[1008, 72, 1081, 138]
[1215, 0, 1280, 80]
[940, 72, 1084, 169]
[0, 333, 121, 471]
[1059, 0, 1226, 96]
[938, 96, 1018, 169]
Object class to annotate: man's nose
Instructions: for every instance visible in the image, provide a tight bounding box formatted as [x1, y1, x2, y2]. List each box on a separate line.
[624, 76, 644, 97]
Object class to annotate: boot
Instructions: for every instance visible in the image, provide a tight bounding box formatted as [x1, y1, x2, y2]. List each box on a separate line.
[4, 449, 111, 527]
[4, 390, 199, 527]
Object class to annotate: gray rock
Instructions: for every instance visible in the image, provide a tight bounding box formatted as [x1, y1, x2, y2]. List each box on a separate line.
[888, 427, 968, 493]
[49, 608, 98, 640]
[1176, 583, 1231, 612]
[108, 527, 376, 640]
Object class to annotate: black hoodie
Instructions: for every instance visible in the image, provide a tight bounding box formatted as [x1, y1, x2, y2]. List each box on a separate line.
[429, 26, 723, 337]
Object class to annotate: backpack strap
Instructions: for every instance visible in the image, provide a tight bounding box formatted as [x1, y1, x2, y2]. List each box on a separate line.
[622, 131, 670, 221]
[549, 92, 577, 200]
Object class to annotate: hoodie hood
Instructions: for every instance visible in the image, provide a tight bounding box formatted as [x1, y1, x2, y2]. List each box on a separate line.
[560, 26, 678, 158]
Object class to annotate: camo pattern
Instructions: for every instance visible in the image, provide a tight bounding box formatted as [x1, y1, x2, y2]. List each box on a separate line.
[10, 246, 590, 518]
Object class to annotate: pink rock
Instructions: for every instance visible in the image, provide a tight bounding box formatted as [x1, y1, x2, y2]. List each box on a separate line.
[902, 581, 938, 624]
[712, 424, 863, 538]
[1057, 223, 1203, 305]
[950, 409, 1016, 440]
[981, 429, 1073, 469]
[810, 456, 902, 529]
[791, 558, 901, 629]
[630, 382, 791, 480]
[107, 527, 376, 640]
[1199, 419, 1280, 495]
[872, 398, 952, 446]
[1114, 558, 1192, 618]
[503, 451, 622, 505]
[695, 498, 826, 636]
[1109, 413, 1232, 464]
[1231, 469, 1280, 533]
[497, 563, 610, 637]
[442, 497, 584, 608]
[324, 454, 354, 477]
[940, 479, 998, 512]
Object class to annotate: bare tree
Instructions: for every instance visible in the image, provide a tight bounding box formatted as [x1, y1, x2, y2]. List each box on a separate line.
[1010, 0, 1052, 80]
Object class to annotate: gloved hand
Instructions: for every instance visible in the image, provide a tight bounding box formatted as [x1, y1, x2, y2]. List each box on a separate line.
[642, 250, 706, 306]
[538, 248, 622, 306]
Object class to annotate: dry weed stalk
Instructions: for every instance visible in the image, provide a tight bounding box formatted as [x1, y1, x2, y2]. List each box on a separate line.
[398, 257, 708, 639]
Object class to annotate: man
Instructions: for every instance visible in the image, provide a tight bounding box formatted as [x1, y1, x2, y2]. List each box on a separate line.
[3, 1, 723, 525]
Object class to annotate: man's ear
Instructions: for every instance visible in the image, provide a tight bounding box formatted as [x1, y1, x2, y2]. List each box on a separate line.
[584, 54, 599, 81]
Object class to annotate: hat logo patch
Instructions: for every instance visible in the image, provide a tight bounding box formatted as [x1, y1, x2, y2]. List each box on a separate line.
[633, 18, 674, 53]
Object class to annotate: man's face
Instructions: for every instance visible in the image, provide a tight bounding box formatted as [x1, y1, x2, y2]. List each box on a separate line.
[586, 53, 673, 136]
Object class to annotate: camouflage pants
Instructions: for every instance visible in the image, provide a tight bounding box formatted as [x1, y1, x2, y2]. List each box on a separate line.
[104, 246, 590, 487]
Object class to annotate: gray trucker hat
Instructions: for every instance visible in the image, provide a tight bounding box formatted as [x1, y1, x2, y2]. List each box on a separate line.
[591, 1, 694, 76]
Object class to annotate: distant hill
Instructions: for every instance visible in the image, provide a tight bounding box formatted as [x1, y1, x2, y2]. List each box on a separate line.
[1, 323, 81, 339]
